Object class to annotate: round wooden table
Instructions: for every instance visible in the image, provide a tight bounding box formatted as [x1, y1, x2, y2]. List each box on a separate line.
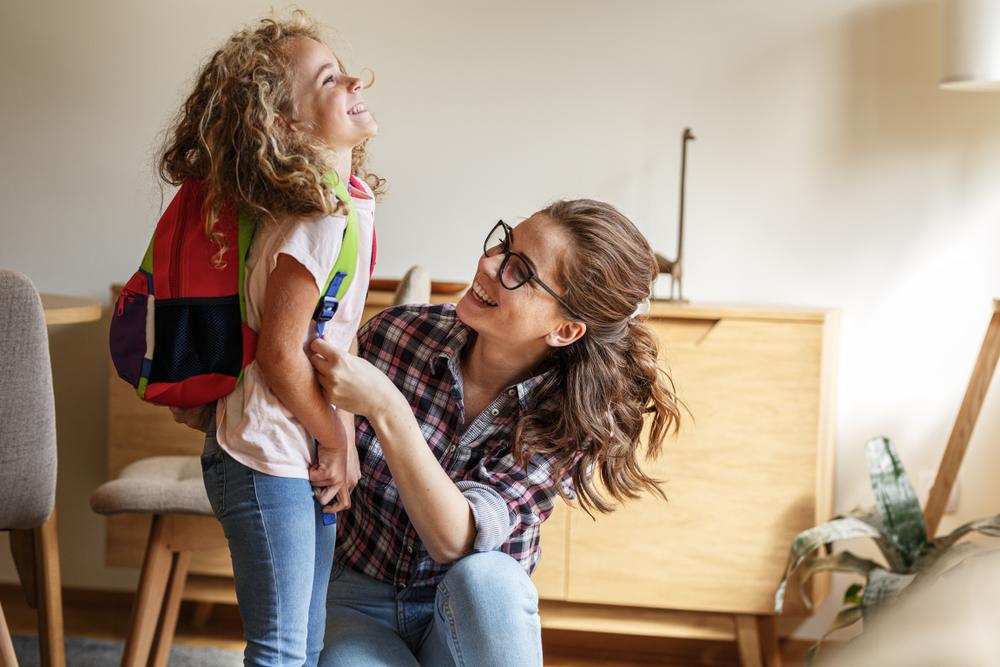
[40, 293, 101, 325]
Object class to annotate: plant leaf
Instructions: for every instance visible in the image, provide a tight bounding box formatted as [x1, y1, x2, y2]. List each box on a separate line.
[805, 605, 863, 665]
[865, 436, 927, 568]
[860, 568, 914, 619]
[788, 551, 882, 612]
[841, 506, 908, 572]
[917, 513, 1000, 569]
[844, 583, 863, 605]
[774, 517, 883, 613]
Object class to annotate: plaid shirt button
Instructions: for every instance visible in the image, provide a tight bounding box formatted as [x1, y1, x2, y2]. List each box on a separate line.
[490, 407, 500, 416]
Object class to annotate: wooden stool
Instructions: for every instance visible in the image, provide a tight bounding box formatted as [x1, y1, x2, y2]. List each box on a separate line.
[90, 456, 228, 667]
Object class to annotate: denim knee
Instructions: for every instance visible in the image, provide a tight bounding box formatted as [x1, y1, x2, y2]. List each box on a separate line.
[440, 551, 537, 607]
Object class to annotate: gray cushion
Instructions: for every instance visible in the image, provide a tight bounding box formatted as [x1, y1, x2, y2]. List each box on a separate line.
[90, 456, 212, 516]
[392, 266, 431, 306]
[0, 269, 56, 530]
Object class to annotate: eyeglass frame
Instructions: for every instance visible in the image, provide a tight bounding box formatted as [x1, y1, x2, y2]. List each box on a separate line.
[483, 220, 586, 323]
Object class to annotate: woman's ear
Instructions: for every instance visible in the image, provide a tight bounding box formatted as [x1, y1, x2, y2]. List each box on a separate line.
[545, 320, 586, 348]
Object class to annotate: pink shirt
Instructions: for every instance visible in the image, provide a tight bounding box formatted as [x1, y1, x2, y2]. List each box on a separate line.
[216, 179, 375, 478]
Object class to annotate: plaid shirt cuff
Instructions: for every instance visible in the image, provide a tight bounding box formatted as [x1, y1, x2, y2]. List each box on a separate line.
[457, 480, 513, 551]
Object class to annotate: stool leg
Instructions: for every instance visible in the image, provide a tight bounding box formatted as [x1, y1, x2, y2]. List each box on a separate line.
[1, 602, 19, 667]
[190, 603, 213, 629]
[149, 551, 191, 667]
[122, 516, 172, 667]
[34, 513, 65, 667]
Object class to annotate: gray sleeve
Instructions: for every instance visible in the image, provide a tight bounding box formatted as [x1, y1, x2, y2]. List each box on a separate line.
[455, 480, 514, 552]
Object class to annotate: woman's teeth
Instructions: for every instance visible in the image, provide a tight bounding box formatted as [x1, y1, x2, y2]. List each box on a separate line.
[472, 281, 497, 306]
[347, 103, 367, 115]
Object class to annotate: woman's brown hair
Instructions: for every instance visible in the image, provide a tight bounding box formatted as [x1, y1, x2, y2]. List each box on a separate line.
[513, 199, 682, 514]
[159, 11, 385, 264]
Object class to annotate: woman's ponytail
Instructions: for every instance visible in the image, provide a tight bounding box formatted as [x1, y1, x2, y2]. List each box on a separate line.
[512, 199, 682, 515]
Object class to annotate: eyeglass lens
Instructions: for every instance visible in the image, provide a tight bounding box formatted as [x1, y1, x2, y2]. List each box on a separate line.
[484, 224, 534, 289]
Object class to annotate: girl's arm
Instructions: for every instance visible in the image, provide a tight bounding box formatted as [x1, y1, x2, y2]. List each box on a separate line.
[309, 338, 475, 563]
[257, 254, 350, 497]
[311, 337, 361, 511]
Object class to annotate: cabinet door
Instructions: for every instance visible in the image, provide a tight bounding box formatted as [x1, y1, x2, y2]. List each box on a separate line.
[532, 498, 569, 599]
[565, 317, 827, 614]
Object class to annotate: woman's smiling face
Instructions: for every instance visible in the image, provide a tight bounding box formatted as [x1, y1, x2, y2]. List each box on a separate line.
[456, 214, 582, 351]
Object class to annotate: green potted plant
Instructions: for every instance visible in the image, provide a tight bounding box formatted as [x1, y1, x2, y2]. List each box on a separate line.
[774, 436, 1000, 662]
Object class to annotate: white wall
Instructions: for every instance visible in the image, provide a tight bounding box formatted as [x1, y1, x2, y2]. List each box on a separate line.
[2, 0, 999, 640]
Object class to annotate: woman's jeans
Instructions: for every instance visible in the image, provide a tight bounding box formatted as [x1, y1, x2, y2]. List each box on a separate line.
[202, 432, 336, 667]
[320, 551, 543, 667]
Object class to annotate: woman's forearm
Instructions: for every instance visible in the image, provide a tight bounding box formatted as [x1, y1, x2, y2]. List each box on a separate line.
[371, 394, 476, 563]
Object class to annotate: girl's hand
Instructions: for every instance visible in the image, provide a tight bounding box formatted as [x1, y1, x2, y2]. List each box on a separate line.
[311, 442, 355, 512]
[309, 338, 399, 418]
[169, 404, 214, 432]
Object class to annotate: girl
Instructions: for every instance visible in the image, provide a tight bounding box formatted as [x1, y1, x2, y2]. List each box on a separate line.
[159, 13, 381, 666]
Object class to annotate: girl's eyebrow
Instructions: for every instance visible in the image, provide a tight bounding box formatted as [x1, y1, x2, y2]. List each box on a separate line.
[315, 62, 336, 81]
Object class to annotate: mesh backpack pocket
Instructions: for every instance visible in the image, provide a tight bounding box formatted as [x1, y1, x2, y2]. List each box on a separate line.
[110, 179, 257, 407]
[110, 173, 364, 408]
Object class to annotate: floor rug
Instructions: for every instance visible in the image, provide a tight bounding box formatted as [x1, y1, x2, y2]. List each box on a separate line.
[12, 634, 242, 666]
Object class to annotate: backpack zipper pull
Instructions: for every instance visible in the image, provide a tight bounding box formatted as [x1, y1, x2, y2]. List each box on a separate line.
[116, 288, 135, 316]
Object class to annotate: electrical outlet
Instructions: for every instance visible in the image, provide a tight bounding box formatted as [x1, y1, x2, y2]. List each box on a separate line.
[919, 470, 959, 515]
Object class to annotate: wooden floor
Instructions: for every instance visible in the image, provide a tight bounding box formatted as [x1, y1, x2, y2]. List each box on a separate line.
[1, 585, 810, 666]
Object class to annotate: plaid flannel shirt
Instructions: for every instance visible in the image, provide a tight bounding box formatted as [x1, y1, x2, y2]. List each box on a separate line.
[336, 303, 571, 589]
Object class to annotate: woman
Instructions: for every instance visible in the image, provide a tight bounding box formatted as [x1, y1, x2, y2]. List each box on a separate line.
[305, 198, 681, 666]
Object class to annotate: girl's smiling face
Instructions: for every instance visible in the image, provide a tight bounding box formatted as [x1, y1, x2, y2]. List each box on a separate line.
[285, 36, 377, 152]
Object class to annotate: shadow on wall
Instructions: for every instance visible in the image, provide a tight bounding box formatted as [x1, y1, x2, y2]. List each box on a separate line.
[840, 0, 1000, 172]
[47, 310, 116, 586]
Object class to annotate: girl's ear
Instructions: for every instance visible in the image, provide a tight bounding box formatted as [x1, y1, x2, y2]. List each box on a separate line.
[545, 320, 586, 348]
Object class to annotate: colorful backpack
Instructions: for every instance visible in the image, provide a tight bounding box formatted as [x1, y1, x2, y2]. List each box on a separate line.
[110, 174, 362, 407]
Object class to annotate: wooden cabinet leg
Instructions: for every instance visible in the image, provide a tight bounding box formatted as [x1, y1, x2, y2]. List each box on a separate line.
[1, 602, 19, 667]
[735, 614, 763, 667]
[758, 615, 782, 667]
[122, 516, 172, 667]
[149, 551, 191, 667]
[34, 514, 65, 667]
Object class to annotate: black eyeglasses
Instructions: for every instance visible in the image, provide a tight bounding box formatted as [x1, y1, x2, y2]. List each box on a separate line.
[483, 220, 585, 322]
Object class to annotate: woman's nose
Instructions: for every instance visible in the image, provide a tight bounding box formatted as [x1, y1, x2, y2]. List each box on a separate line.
[479, 253, 502, 281]
[348, 76, 363, 93]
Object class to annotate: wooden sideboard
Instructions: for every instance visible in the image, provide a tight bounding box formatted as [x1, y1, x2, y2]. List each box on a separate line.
[106, 290, 836, 667]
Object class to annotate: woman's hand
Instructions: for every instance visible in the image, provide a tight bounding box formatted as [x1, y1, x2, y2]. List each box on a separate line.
[309, 338, 400, 418]
[168, 404, 214, 432]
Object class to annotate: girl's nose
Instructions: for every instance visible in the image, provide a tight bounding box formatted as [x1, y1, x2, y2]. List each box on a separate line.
[348, 76, 363, 93]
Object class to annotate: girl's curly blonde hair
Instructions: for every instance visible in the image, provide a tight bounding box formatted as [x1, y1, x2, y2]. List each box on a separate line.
[159, 11, 385, 264]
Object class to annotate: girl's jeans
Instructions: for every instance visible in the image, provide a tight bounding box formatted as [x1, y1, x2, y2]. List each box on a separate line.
[320, 551, 543, 666]
[202, 431, 336, 667]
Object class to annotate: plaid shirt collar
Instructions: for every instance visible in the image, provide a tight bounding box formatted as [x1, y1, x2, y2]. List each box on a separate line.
[430, 319, 551, 418]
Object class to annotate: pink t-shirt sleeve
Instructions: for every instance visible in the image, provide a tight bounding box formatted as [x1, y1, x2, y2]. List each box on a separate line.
[270, 215, 348, 295]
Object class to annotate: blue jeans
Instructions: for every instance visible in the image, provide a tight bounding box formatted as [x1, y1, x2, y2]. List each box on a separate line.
[202, 432, 336, 666]
[320, 551, 542, 667]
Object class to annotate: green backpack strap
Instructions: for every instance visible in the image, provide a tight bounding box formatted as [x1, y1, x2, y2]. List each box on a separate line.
[313, 172, 361, 330]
